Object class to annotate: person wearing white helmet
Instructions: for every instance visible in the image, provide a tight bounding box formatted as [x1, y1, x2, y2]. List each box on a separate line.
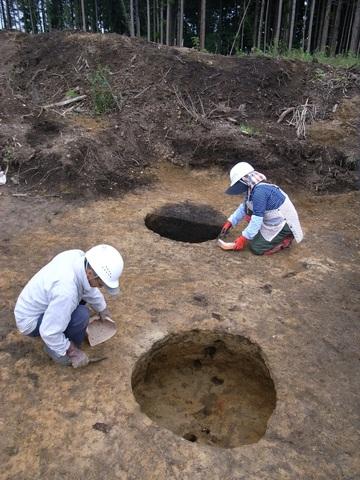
[14, 245, 124, 368]
[220, 162, 303, 255]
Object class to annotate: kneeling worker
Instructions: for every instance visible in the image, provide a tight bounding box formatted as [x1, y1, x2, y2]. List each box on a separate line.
[14, 244, 124, 368]
[220, 162, 303, 255]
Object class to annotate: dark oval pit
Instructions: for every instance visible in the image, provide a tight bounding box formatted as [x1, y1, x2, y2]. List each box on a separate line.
[131, 330, 276, 449]
[145, 201, 226, 243]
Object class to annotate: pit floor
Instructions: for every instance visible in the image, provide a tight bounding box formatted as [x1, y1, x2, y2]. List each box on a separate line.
[0, 163, 359, 480]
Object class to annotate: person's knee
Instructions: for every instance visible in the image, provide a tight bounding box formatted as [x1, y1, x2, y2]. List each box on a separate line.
[76, 305, 90, 327]
[249, 242, 265, 255]
[72, 305, 90, 329]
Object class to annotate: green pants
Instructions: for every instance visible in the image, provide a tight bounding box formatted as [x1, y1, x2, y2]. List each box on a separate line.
[249, 224, 293, 255]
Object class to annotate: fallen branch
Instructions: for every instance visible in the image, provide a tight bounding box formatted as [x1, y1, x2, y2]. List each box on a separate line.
[133, 85, 152, 99]
[277, 107, 295, 123]
[41, 95, 87, 109]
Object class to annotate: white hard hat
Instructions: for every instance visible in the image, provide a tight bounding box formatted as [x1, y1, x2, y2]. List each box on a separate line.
[225, 162, 254, 195]
[85, 245, 124, 294]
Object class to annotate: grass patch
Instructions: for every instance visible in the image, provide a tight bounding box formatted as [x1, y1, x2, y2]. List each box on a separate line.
[89, 66, 116, 115]
[239, 123, 257, 136]
[247, 47, 360, 69]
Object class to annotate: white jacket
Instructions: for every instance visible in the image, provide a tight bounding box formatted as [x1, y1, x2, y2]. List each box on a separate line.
[14, 250, 106, 356]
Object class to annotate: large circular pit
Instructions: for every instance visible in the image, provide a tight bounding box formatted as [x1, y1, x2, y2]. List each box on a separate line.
[144, 202, 226, 243]
[131, 330, 276, 448]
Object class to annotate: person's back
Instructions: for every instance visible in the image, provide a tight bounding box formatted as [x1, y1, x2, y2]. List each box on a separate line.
[15, 249, 83, 335]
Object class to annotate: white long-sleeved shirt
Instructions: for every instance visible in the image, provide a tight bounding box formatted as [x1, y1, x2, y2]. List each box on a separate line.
[14, 250, 106, 356]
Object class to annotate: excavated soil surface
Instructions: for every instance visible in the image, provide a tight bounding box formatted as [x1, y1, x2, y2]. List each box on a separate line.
[132, 330, 276, 448]
[0, 164, 359, 480]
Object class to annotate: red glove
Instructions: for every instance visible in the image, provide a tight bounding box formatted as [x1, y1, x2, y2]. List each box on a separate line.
[244, 214, 252, 223]
[220, 221, 232, 237]
[234, 236, 248, 251]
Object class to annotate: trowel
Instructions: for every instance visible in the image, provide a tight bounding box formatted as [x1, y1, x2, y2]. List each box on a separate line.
[88, 356, 108, 364]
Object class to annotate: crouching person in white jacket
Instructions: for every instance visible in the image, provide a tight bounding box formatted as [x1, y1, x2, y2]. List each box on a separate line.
[14, 245, 124, 368]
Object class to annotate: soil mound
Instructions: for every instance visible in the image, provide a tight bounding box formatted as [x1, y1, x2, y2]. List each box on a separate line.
[0, 30, 359, 197]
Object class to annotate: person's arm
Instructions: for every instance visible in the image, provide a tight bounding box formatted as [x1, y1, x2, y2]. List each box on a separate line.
[228, 201, 246, 227]
[82, 288, 106, 313]
[242, 215, 263, 239]
[39, 287, 78, 356]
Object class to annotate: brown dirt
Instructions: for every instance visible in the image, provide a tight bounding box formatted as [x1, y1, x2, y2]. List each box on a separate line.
[0, 30, 359, 198]
[0, 30, 359, 480]
[0, 163, 359, 479]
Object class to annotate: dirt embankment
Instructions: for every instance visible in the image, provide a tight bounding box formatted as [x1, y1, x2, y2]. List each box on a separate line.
[0, 30, 359, 197]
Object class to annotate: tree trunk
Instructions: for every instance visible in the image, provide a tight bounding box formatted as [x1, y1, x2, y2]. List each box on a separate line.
[5, 0, 12, 28]
[94, 0, 98, 32]
[315, 0, 325, 51]
[274, 0, 284, 52]
[307, 0, 316, 52]
[257, 0, 265, 49]
[301, 0, 308, 49]
[339, 0, 350, 53]
[153, 0, 156, 41]
[147, 0, 150, 40]
[28, 0, 35, 33]
[345, 2, 355, 52]
[81, 0, 86, 31]
[119, 0, 129, 34]
[0, 0, 7, 28]
[135, 0, 141, 37]
[264, 0, 270, 52]
[129, 0, 135, 36]
[350, 0, 360, 53]
[330, 0, 343, 55]
[160, 0, 163, 43]
[178, 0, 184, 47]
[288, 0, 296, 50]
[320, 0, 333, 53]
[252, 0, 260, 48]
[166, 0, 171, 45]
[200, 0, 206, 50]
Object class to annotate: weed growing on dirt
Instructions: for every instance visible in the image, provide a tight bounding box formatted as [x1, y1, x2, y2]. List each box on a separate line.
[65, 89, 80, 98]
[89, 66, 116, 114]
[239, 123, 256, 136]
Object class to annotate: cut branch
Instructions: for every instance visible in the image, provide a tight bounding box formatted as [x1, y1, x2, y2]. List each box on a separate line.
[41, 95, 87, 109]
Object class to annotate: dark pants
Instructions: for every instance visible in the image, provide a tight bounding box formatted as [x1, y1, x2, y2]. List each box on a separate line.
[28, 304, 90, 347]
[250, 224, 293, 255]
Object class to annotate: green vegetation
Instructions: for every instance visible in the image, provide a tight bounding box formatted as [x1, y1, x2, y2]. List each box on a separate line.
[89, 67, 116, 115]
[238, 123, 257, 136]
[65, 89, 80, 98]
[247, 47, 360, 69]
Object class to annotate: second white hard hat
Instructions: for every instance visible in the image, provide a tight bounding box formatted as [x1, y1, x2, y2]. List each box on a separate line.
[225, 162, 254, 195]
[85, 244, 124, 294]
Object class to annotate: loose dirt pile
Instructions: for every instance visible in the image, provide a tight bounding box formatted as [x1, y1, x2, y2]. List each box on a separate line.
[0, 30, 359, 198]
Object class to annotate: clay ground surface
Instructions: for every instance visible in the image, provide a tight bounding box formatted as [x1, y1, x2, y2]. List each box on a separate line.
[0, 164, 359, 480]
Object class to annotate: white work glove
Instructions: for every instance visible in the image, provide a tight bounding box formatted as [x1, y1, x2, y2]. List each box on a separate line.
[66, 342, 89, 368]
[99, 308, 112, 322]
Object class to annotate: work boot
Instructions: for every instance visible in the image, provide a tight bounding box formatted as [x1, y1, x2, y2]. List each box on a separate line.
[263, 235, 293, 256]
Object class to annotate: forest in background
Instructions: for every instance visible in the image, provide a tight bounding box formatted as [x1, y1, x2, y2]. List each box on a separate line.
[0, 0, 359, 60]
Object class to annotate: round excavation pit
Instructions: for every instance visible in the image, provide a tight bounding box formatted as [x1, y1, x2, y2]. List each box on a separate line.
[144, 202, 226, 243]
[131, 330, 276, 448]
